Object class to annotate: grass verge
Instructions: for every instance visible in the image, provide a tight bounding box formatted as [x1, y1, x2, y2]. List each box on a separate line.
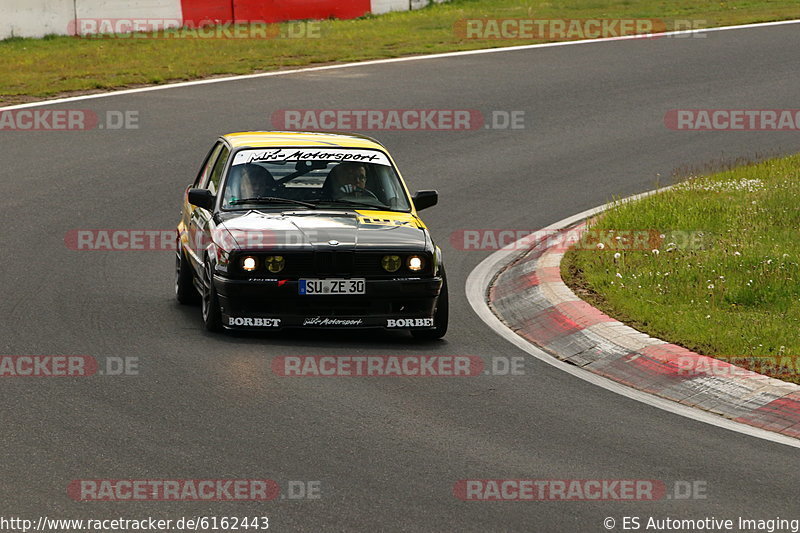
[2, 0, 800, 104]
[562, 154, 800, 384]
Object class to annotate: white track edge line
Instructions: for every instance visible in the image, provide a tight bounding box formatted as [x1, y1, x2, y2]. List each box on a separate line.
[465, 189, 800, 449]
[2, 18, 800, 111]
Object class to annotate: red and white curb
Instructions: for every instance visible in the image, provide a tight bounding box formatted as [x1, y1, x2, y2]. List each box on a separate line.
[467, 193, 800, 448]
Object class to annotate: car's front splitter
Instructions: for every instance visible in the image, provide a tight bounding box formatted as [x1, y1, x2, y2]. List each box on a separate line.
[220, 313, 436, 331]
[215, 275, 442, 331]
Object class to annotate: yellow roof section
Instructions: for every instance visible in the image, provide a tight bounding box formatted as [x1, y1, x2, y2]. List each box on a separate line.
[223, 131, 387, 150]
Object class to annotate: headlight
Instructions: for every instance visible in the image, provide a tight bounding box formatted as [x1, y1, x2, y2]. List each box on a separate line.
[241, 256, 258, 272]
[265, 255, 285, 273]
[381, 255, 401, 273]
[407, 255, 424, 272]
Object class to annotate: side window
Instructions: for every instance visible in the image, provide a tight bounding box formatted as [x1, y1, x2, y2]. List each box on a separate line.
[207, 146, 230, 195]
[194, 142, 224, 188]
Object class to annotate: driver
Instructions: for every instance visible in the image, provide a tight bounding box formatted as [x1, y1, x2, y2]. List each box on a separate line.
[238, 163, 273, 198]
[225, 163, 275, 206]
[331, 163, 370, 197]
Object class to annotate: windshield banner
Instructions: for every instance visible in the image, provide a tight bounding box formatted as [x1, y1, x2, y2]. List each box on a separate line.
[232, 148, 391, 167]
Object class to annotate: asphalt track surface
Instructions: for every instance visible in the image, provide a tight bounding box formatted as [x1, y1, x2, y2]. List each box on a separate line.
[2, 23, 800, 531]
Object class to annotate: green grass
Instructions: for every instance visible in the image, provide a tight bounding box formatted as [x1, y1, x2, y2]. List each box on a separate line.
[2, 0, 800, 104]
[562, 154, 800, 383]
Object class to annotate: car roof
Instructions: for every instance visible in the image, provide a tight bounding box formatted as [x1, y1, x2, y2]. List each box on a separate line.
[222, 131, 387, 150]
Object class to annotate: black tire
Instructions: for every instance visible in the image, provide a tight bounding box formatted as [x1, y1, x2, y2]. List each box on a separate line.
[201, 261, 224, 332]
[175, 246, 200, 305]
[411, 270, 449, 340]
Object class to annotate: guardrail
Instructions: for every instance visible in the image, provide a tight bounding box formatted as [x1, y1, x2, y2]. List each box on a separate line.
[1, 0, 449, 39]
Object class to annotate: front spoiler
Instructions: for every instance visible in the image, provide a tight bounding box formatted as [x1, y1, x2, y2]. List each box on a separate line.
[214, 275, 442, 331]
[221, 315, 436, 331]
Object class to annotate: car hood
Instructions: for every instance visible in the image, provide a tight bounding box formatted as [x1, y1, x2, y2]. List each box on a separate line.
[216, 209, 429, 251]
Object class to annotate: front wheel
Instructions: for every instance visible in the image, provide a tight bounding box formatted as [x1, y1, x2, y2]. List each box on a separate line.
[201, 261, 223, 332]
[411, 271, 449, 340]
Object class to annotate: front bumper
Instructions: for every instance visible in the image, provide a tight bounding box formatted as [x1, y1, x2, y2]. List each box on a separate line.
[214, 275, 444, 330]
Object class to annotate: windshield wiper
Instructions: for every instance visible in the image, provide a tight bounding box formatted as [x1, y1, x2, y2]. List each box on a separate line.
[311, 199, 390, 210]
[229, 197, 316, 208]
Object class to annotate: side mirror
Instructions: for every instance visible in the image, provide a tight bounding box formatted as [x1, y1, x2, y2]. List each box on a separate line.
[188, 188, 216, 210]
[412, 190, 438, 211]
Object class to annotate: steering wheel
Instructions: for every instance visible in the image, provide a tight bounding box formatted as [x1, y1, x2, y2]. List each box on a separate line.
[351, 188, 380, 201]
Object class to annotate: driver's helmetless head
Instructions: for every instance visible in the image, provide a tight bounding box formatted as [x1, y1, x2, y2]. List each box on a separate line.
[238, 163, 272, 198]
[335, 163, 367, 187]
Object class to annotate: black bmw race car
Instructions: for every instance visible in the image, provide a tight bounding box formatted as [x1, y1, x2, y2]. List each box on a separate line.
[175, 131, 448, 339]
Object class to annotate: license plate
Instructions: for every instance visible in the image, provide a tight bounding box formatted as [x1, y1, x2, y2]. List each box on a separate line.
[299, 279, 365, 295]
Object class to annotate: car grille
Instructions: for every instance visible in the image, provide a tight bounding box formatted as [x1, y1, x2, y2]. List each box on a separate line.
[230, 252, 431, 279]
[314, 251, 354, 276]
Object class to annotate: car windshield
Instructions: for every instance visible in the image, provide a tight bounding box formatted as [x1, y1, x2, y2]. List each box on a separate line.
[221, 147, 411, 212]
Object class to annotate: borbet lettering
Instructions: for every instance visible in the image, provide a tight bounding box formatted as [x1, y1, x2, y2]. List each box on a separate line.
[228, 317, 281, 327]
[387, 318, 434, 328]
